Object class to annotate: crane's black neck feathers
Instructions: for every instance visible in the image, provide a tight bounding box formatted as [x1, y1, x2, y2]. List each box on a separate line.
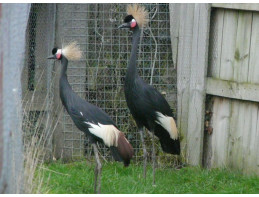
[59, 57, 73, 111]
[125, 26, 141, 88]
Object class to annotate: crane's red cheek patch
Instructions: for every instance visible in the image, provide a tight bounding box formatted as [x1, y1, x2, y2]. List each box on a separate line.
[131, 21, 137, 28]
[56, 53, 61, 60]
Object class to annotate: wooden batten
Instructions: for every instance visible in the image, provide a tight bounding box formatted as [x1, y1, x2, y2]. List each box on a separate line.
[206, 78, 259, 103]
[212, 3, 259, 12]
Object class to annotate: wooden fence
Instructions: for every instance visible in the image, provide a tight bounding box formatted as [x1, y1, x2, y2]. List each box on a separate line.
[171, 3, 259, 176]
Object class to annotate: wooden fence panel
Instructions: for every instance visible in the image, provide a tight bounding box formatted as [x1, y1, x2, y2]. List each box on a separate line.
[175, 4, 259, 175]
[205, 8, 259, 175]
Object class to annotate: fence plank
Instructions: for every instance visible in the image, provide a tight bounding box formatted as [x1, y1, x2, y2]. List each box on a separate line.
[242, 103, 258, 175]
[248, 12, 259, 84]
[228, 101, 241, 170]
[234, 12, 252, 82]
[212, 3, 259, 12]
[211, 97, 231, 167]
[186, 4, 211, 165]
[175, 4, 195, 158]
[208, 9, 224, 78]
[220, 10, 238, 80]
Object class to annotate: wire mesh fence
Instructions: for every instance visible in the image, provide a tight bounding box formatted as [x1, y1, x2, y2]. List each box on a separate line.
[23, 3, 178, 167]
[22, 3, 56, 162]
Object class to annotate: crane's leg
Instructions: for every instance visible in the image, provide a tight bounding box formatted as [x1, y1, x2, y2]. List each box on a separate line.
[92, 143, 102, 194]
[151, 129, 156, 186]
[139, 127, 147, 180]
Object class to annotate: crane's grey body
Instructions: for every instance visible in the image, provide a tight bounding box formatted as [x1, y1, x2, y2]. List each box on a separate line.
[119, 7, 180, 184]
[124, 26, 180, 154]
[59, 57, 133, 166]
[59, 58, 115, 144]
[48, 45, 133, 193]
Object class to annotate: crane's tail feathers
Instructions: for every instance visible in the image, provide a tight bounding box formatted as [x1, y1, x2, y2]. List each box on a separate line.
[110, 132, 134, 167]
[127, 4, 149, 28]
[155, 112, 179, 140]
[154, 124, 180, 155]
[62, 41, 82, 61]
[159, 136, 180, 155]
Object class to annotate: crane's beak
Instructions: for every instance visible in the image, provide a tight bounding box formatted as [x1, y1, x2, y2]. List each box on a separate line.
[47, 55, 56, 59]
[118, 23, 131, 29]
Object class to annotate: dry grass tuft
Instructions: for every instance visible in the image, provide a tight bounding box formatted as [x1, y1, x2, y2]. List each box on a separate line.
[22, 68, 62, 193]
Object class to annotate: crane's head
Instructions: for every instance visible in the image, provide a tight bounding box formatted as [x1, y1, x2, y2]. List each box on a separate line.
[118, 4, 149, 30]
[47, 47, 62, 60]
[47, 42, 82, 61]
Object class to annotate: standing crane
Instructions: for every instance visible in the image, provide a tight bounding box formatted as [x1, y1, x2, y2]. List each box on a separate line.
[118, 4, 180, 185]
[47, 42, 134, 193]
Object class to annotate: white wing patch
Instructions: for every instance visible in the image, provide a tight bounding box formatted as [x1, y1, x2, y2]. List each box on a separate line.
[84, 122, 120, 147]
[80, 112, 83, 116]
[155, 112, 178, 140]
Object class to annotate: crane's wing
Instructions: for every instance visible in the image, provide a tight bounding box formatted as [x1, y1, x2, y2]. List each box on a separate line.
[69, 101, 116, 127]
[141, 82, 174, 117]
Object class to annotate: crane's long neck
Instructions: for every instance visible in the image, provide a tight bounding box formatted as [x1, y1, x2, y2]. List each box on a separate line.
[59, 57, 73, 110]
[126, 27, 141, 84]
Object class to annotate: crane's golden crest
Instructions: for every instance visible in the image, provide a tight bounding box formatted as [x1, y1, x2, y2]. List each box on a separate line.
[127, 4, 149, 28]
[62, 41, 82, 61]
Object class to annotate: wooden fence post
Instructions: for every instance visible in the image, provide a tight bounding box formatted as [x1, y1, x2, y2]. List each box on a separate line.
[186, 4, 211, 165]
[0, 4, 30, 193]
[171, 3, 211, 165]
[170, 3, 194, 161]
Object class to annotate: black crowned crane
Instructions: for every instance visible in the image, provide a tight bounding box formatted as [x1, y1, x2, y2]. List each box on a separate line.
[47, 42, 133, 193]
[118, 4, 180, 185]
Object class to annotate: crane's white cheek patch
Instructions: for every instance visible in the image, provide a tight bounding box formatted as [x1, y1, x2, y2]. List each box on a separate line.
[85, 122, 120, 147]
[155, 112, 178, 140]
[56, 49, 62, 59]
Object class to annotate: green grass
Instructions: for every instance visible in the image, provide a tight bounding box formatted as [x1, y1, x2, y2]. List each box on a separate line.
[39, 161, 259, 194]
